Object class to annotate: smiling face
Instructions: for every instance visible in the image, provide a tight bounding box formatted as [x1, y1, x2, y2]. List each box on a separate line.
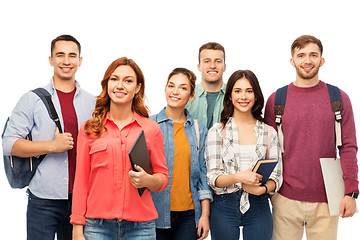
[165, 73, 193, 110]
[198, 49, 226, 85]
[107, 65, 141, 107]
[291, 43, 325, 85]
[231, 77, 256, 115]
[49, 40, 82, 82]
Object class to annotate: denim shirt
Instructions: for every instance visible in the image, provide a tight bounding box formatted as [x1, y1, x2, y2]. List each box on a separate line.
[185, 83, 226, 129]
[151, 108, 213, 229]
[2, 79, 95, 199]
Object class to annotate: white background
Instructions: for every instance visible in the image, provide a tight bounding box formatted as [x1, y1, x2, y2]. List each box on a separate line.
[0, 0, 359, 239]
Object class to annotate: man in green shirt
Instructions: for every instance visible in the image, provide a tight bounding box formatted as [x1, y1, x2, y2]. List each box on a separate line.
[186, 42, 226, 129]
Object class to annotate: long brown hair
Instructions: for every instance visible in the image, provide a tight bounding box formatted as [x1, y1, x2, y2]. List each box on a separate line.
[85, 57, 149, 137]
[220, 70, 264, 128]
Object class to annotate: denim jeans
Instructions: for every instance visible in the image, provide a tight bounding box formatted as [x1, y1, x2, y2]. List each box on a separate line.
[210, 191, 273, 240]
[84, 218, 156, 240]
[156, 210, 197, 240]
[26, 190, 72, 240]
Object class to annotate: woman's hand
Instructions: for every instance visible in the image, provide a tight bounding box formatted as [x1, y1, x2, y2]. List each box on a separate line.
[72, 224, 85, 240]
[129, 165, 150, 189]
[238, 168, 263, 185]
[128, 165, 163, 192]
[215, 168, 262, 188]
[242, 183, 266, 196]
[197, 199, 210, 240]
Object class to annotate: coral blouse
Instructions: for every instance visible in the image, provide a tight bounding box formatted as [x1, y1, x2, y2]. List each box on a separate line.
[70, 112, 168, 225]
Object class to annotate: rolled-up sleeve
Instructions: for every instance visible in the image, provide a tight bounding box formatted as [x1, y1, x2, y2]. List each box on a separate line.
[148, 124, 168, 191]
[2, 92, 35, 155]
[70, 124, 91, 225]
[197, 125, 213, 201]
[268, 127, 283, 194]
[205, 124, 227, 192]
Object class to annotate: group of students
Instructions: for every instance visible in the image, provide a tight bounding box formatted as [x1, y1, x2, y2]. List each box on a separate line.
[2, 34, 358, 240]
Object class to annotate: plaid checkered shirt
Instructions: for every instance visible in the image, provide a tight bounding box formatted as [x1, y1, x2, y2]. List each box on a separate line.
[205, 117, 283, 213]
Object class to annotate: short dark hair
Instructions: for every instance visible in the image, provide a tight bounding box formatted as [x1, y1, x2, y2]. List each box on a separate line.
[291, 35, 323, 56]
[167, 68, 196, 96]
[50, 35, 81, 56]
[198, 42, 225, 63]
[220, 70, 265, 127]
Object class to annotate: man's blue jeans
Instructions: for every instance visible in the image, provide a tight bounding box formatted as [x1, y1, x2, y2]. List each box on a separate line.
[210, 191, 273, 240]
[84, 218, 156, 240]
[27, 190, 72, 240]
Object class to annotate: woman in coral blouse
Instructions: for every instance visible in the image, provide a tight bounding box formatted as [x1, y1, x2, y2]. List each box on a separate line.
[71, 57, 168, 240]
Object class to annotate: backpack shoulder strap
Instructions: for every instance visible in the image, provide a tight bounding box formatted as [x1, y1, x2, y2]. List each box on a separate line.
[326, 84, 343, 147]
[193, 119, 200, 155]
[274, 85, 288, 153]
[266, 126, 273, 159]
[274, 85, 288, 121]
[326, 83, 343, 113]
[32, 88, 63, 133]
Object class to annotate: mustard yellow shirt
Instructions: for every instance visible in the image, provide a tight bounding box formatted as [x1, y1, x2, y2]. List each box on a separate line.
[170, 122, 194, 211]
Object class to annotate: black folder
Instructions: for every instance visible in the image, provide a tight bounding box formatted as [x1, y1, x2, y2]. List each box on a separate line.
[128, 130, 153, 196]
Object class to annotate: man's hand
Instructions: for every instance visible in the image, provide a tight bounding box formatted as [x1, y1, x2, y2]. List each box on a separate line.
[52, 128, 74, 152]
[339, 195, 357, 218]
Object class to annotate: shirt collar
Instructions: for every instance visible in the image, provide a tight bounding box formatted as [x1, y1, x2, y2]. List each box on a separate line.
[156, 107, 194, 125]
[104, 111, 144, 128]
[195, 82, 226, 97]
[46, 77, 80, 96]
[225, 117, 264, 139]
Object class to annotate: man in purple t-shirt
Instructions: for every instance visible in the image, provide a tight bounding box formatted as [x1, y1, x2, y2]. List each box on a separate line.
[264, 35, 358, 240]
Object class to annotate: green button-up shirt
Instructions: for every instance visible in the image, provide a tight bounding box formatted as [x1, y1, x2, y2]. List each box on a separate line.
[185, 83, 226, 129]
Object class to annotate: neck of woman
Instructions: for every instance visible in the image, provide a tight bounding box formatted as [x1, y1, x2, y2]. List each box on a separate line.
[109, 103, 134, 130]
[165, 106, 186, 123]
[232, 111, 256, 127]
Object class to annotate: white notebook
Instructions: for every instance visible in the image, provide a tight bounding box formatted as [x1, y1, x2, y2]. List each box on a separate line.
[320, 158, 344, 216]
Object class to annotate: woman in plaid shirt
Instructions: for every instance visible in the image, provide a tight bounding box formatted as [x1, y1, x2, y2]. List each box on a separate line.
[205, 70, 282, 240]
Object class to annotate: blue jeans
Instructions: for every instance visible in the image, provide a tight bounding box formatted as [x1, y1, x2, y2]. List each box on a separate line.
[84, 218, 156, 240]
[27, 190, 72, 240]
[210, 192, 273, 240]
[156, 210, 197, 240]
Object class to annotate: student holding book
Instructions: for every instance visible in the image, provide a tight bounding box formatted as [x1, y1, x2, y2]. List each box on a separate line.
[70, 57, 168, 240]
[205, 70, 283, 240]
[151, 68, 213, 240]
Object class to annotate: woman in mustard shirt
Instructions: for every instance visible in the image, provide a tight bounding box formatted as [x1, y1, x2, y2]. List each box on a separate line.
[71, 57, 168, 240]
[151, 68, 213, 240]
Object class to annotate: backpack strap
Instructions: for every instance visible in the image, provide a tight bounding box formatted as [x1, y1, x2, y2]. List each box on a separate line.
[193, 119, 200, 155]
[32, 88, 63, 133]
[274, 84, 343, 152]
[326, 84, 343, 147]
[266, 126, 273, 159]
[31, 88, 63, 161]
[274, 85, 288, 153]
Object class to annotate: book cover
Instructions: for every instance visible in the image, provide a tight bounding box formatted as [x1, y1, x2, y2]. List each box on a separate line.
[128, 130, 153, 196]
[252, 159, 278, 185]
